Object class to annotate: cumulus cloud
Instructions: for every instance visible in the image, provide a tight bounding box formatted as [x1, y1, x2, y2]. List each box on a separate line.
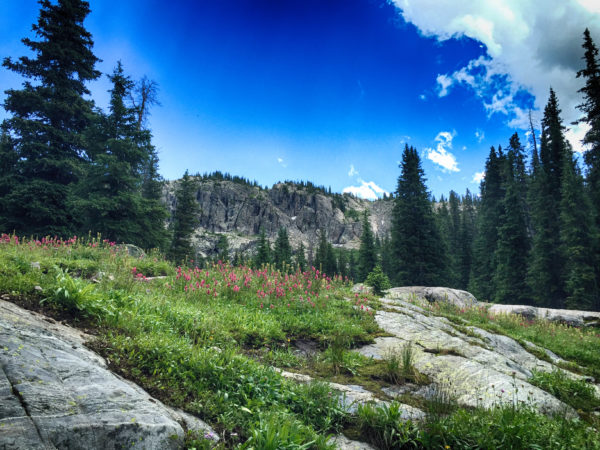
[392, 0, 600, 148]
[425, 131, 460, 172]
[343, 179, 389, 200]
[472, 171, 485, 183]
[348, 164, 359, 177]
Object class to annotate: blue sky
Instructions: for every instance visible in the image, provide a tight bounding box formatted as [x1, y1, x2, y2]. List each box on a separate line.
[1, 1, 600, 199]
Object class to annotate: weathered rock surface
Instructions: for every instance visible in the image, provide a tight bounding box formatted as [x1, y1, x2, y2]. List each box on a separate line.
[328, 435, 377, 450]
[164, 179, 393, 257]
[385, 286, 479, 308]
[0, 300, 217, 450]
[488, 303, 600, 328]
[357, 297, 589, 418]
[275, 368, 425, 419]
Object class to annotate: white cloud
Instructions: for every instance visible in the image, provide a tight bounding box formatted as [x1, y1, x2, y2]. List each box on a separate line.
[425, 131, 460, 172]
[343, 179, 389, 200]
[348, 164, 359, 177]
[392, 0, 600, 150]
[475, 129, 485, 143]
[565, 122, 591, 153]
[419, 93, 427, 100]
[277, 157, 287, 168]
[472, 171, 485, 183]
[436, 74, 452, 97]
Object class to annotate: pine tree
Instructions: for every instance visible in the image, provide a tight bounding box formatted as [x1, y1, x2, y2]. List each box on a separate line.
[337, 248, 349, 278]
[528, 90, 568, 308]
[2, 0, 100, 236]
[470, 146, 506, 301]
[447, 191, 462, 287]
[0, 131, 18, 229]
[75, 62, 148, 245]
[216, 234, 230, 263]
[560, 148, 599, 310]
[314, 230, 337, 276]
[380, 234, 394, 280]
[493, 142, 531, 304]
[254, 228, 271, 267]
[576, 28, 600, 300]
[295, 242, 307, 272]
[273, 227, 292, 271]
[458, 189, 476, 290]
[168, 171, 199, 263]
[358, 211, 377, 281]
[391, 145, 447, 286]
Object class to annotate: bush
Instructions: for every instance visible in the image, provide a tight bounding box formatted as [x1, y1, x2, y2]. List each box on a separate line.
[365, 266, 391, 296]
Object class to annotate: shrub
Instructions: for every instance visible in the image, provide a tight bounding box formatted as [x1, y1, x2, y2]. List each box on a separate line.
[364, 266, 391, 296]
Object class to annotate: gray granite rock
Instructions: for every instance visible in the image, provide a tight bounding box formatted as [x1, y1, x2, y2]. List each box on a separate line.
[488, 303, 600, 328]
[0, 300, 218, 450]
[386, 286, 479, 308]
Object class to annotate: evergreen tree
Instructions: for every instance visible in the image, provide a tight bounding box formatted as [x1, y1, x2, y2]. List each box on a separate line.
[254, 228, 271, 267]
[470, 146, 506, 301]
[168, 171, 199, 263]
[216, 234, 230, 263]
[391, 145, 447, 286]
[458, 189, 476, 290]
[528, 90, 568, 308]
[273, 227, 292, 271]
[337, 248, 349, 278]
[576, 28, 600, 298]
[380, 234, 394, 281]
[0, 131, 18, 229]
[560, 149, 599, 310]
[447, 190, 462, 287]
[358, 211, 377, 281]
[2, 0, 100, 236]
[314, 230, 337, 276]
[493, 143, 531, 304]
[348, 249, 358, 281]
[295, 242, 307, 272]
[75, 62, 148, 245]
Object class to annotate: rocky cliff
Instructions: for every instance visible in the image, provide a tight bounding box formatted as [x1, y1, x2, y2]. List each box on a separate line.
[164, 179, 394, 258]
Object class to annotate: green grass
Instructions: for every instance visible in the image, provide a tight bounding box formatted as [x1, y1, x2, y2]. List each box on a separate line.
[1, 234, 599, 448]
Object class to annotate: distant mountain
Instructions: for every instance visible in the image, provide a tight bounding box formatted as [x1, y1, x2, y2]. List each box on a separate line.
[164, 177, 393, 259]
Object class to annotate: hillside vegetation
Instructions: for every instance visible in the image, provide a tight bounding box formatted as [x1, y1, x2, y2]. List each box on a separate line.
[1, 235, 599, 449]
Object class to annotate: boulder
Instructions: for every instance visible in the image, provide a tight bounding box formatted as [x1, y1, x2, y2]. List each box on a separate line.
[385, 286, 480, 308]
[0, 300, 218, 450]
[488, 304, 600, 328]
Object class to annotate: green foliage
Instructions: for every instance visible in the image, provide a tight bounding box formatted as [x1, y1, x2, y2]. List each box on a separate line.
[356, 402, 422, 450]
[168, 170, 200, 263]
[391, 145, 447, 286]
[273, 227, 292, 271]
[358, 211, 377, 282]
[254, 228, 271, 267]
[530, 369, 600, 412]
[364, 265, 391, 296]
[2, 0, 100, 236]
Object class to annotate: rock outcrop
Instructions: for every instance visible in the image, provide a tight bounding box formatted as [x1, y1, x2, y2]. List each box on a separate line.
[488, 304, 600, 328]
[385, 286, 479, 308]
[164, 179, 393, 257]
[0, 300, 218, 450]
[356, 296, 595, 417]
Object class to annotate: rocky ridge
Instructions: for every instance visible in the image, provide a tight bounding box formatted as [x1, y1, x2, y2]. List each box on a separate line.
[164, 179, 393, 258]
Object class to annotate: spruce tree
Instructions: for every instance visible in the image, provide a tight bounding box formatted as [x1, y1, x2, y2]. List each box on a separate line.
[273, 227, 292, 271]
[2, 0, 100, 236]
[528, 90, 568, 308]
[168, 171, 199, 263]
[391, 145, 447, 286]
[560, 149, 599, 310]
[337, 248, 349, 278]
[295, 242, 307, 272]
[470, 146, 506, 301]
[216, 234, 230, 263]
[0, 131, 18, 229]
[380, 234, 394, 280]
[75, 62, 148, 245]
[576, 28, 600, 299]
[254, 228, 271, 267]
[447, 191, 462, 287]
[493, 144, 531, 304]
[358, 210, 377, 281]
[457, 189, 476, 290]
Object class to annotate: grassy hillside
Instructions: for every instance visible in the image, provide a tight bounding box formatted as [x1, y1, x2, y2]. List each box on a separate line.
[1, 234, 599, 449]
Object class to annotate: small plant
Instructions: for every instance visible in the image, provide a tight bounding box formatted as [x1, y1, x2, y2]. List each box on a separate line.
[42, 267, 105, 319]
[356, 402, 422, 449]
[364, 265, 391, 296]
[530, 369, 600, 412]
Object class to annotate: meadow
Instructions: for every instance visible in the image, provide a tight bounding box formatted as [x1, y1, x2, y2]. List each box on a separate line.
[1, 234, 599, 449]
